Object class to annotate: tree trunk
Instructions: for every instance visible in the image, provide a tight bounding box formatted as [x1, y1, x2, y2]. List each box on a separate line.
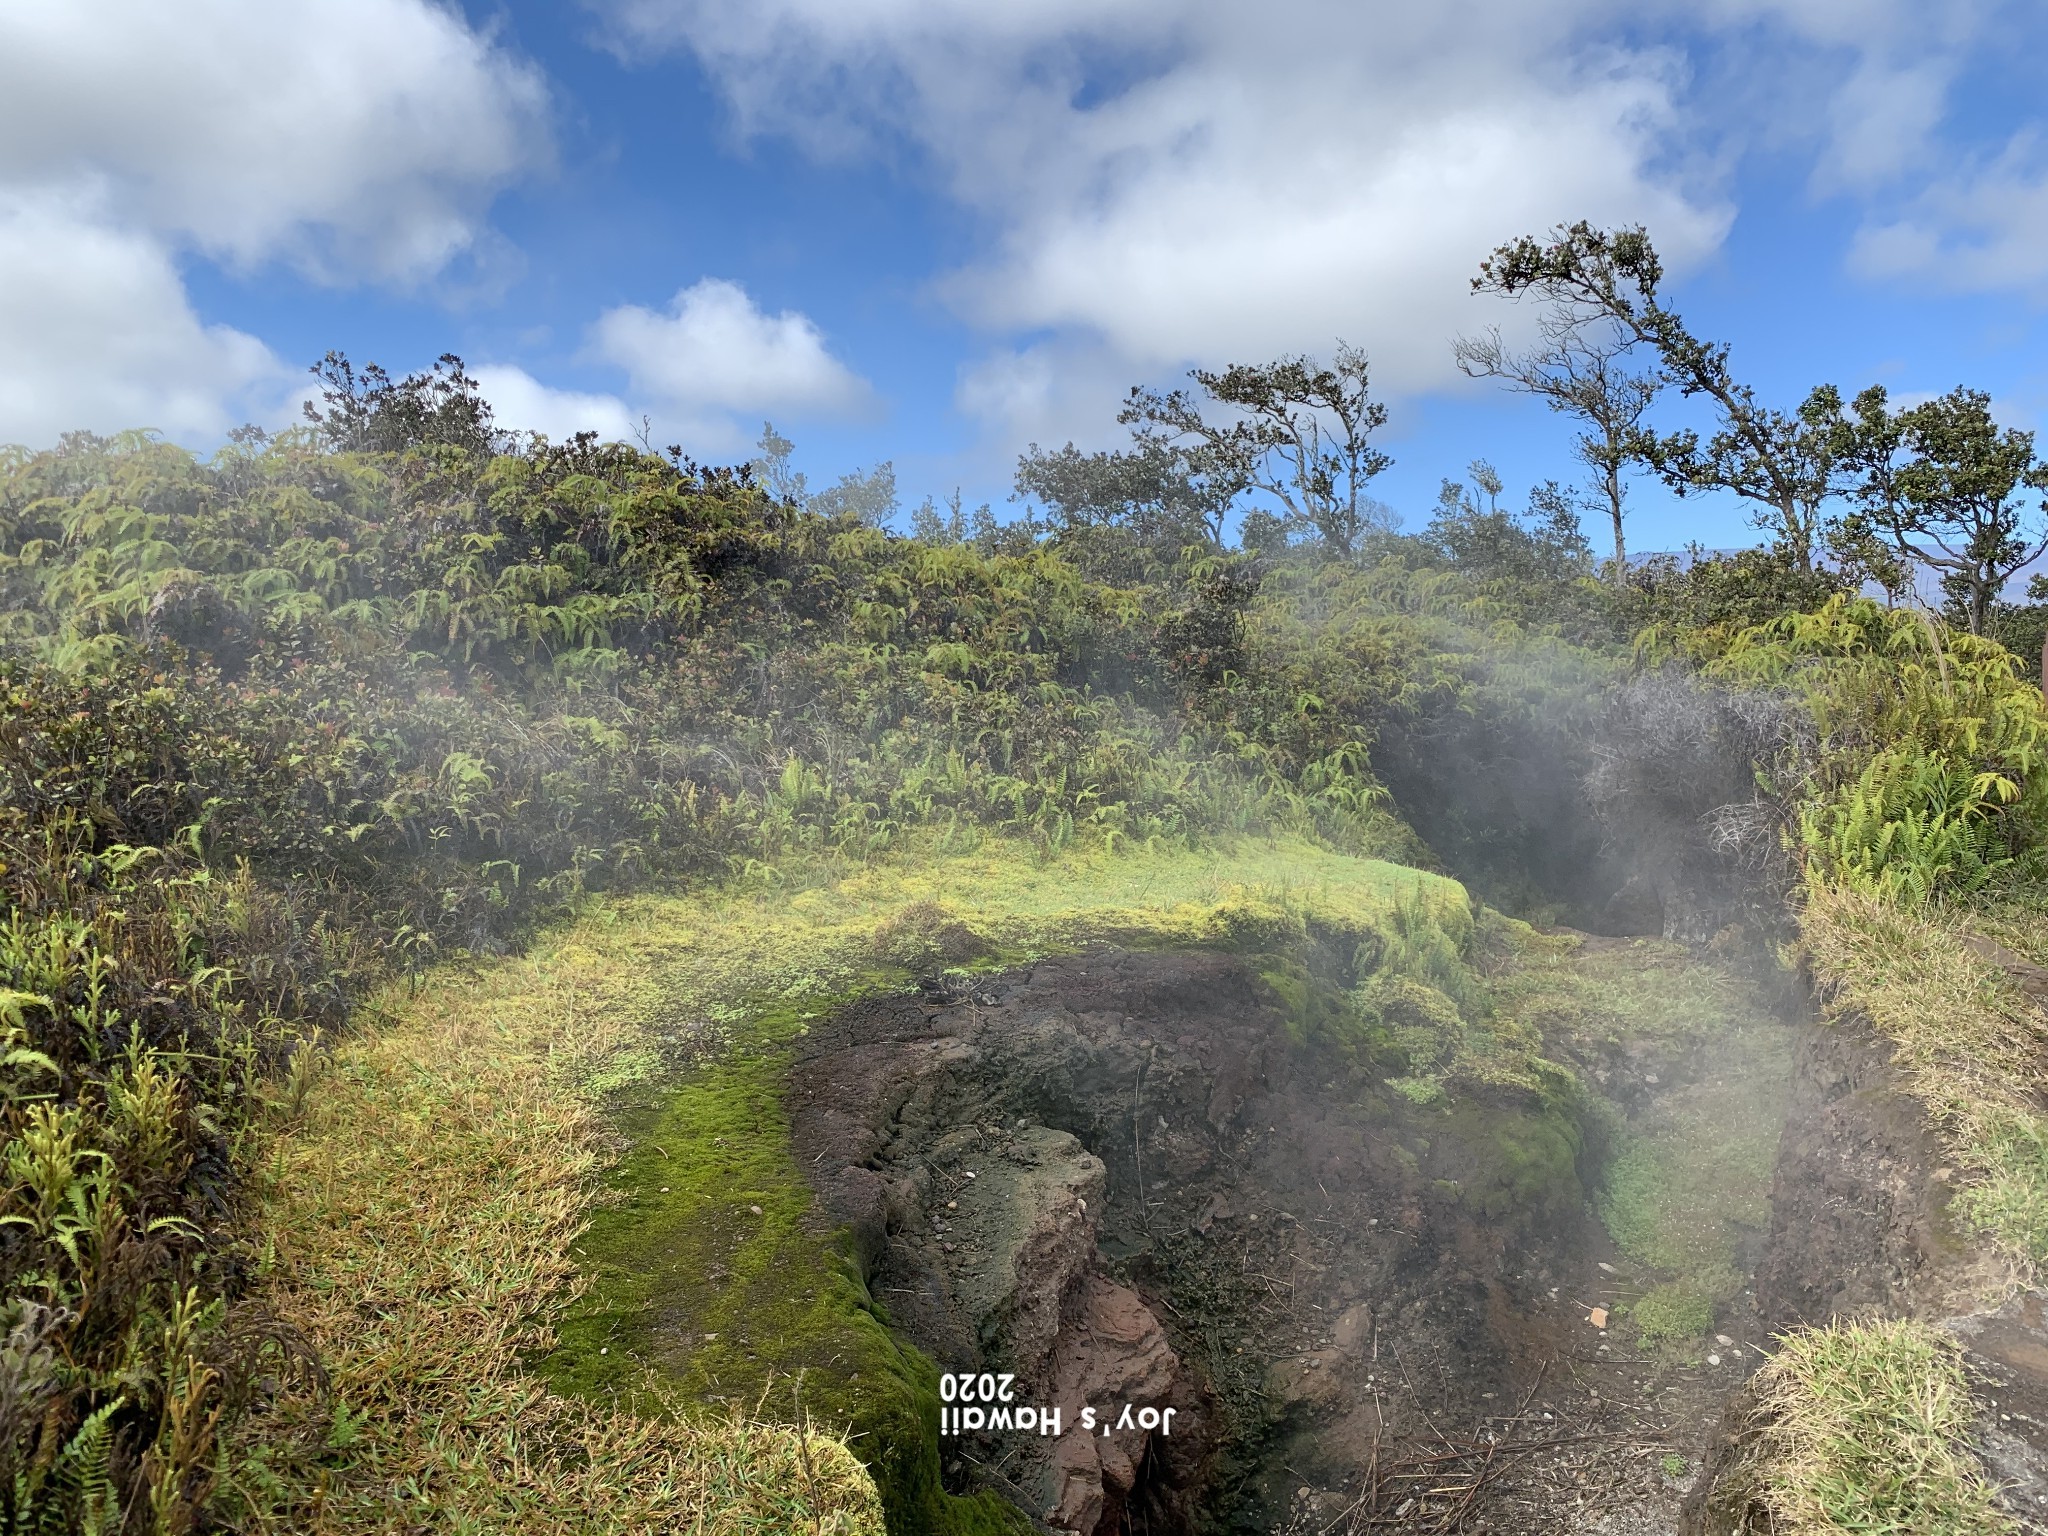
[1607, 464, 1626, 582]
[1784, 495, 1812, 573]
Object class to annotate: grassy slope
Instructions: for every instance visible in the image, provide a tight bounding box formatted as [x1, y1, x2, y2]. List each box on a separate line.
[238, 890, 885, 1534]
[245, 838, 1471, 1533]
[1804, 884, 2048, 1271]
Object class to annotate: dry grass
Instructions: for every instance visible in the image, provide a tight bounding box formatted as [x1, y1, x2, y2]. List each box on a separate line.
[1801, 883, 2048, 1267]
[1742, 1319, 2011, 1536]
[231, 921, 884, 1534]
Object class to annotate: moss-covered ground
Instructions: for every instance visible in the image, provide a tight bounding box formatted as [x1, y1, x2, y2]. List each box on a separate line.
[247, 836, 1479, 1534]
[1492, 933, 1796, 1349]
[248, 829, 1816, 1529]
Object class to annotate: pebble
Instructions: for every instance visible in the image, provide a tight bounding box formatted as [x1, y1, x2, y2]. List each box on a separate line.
[1248, 1213, 1259, 1223]
[1644, 1073, 1659, 1085]
[1707, 1353, 1722, 1366]
[1715, 1334, 1734, 1347]
[1597, 1262, 1616, 1274]
[964, 1171, 977, 1179]
[749, 1205, 763, 1215]
[946, 1200, 958, 1210]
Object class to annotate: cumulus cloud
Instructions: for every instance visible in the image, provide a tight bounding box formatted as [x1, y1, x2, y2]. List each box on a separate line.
[0, 190, 284, 446]
[1849, 130, 2048, 300]
[472, 366, 641, 446]
[592, 2, 1727, 443]
[0, 0, 550, 285]
[596, 0, 2016, 447]
[590, 277, 871, 420]
[0, 0, 552, 445]
[453, 280, 872, 460]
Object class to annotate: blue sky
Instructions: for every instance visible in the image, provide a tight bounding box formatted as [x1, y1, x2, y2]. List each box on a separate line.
[4, 1, 2048, 554]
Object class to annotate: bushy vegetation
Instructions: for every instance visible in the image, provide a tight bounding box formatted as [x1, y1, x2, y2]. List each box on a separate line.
[7, 214, 2048, 1526]
[0, 403, 1606, 1529]
[1702, 596, 2048, 907]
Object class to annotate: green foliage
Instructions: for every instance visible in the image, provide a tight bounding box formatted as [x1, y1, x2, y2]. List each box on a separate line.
[1800, 745, 2013, 905]
[1629, 1281, 1714, 1345]
[1709, 595, 2048, 903]
[1422, 471, 1601, 628]
[1837, 384, 2048, 636]
[1742, 1320, 2011, 1536]
[7, 381, 2035, 1530]
[1621, 545, 1853, 652]
[0, 420, 1501, 1529]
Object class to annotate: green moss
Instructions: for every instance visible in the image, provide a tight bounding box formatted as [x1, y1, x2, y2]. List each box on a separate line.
[546, 984, 1023, 1536]
[533, 838, 1479, 1531]
[1441, 1098, 1586, 1221]
[1476, 929, 1793, 1352]
[1386, 1075, 1444, 1107]
[1630, 1281, 1716, 1344]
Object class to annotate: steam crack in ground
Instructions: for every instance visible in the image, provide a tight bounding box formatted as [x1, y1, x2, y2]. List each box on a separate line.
[788, 936, 1797, 1533]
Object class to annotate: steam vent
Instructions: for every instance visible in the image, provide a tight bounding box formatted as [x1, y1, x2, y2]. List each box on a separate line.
[13, 84, 2048, 1533]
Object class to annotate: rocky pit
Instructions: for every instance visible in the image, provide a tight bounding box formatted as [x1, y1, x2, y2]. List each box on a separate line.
[789, 938, 1810, 1534]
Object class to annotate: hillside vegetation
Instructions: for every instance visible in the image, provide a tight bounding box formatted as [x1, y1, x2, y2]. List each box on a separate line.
[5, 244, 2048, 1530]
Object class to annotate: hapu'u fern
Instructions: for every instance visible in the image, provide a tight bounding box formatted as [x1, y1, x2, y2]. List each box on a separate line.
[7, 1395, 123, 1536]
[1801, 745, 2015, 906]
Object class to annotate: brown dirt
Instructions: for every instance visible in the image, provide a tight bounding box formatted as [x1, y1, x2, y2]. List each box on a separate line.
[1684, 1002, 2048, 1534]
[1751, 1008, 1996, 1330]
[789, 947, 1784, 1535]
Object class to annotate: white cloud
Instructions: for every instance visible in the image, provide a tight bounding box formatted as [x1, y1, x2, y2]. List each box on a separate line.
[0, 0, 552, 446]
[0, 189, 284, 446]
[472, 366, 641, 446]
[0, 0, 550, 285]
[1810, 58, 1955, 192]
[455, 280, 872, 459]
[597, 0, 2024, 448]
[1850, 130, 2048, 299]
[589, 277, 870, 418]
[594, 2, 1735, 444]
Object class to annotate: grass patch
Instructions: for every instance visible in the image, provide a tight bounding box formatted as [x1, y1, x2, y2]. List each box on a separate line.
[234, 929, 886, 1534]
[1803, 883, 2048, 1268]
[1741, 1319, 2010, 1536]
[1496, 933, 1792, 1345]
[1630, 1281, 1717, 1345]
[243, 836, 1477, 1533]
